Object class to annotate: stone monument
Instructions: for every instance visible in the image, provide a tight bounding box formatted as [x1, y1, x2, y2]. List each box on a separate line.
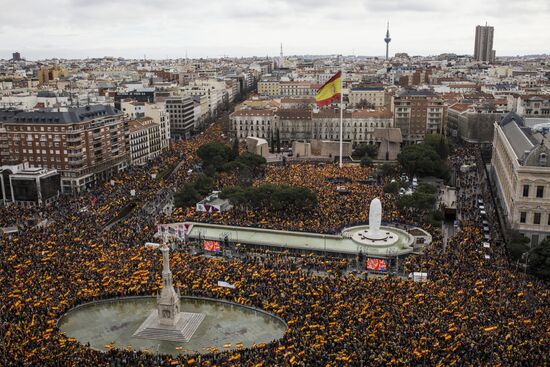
[351, 197, 399, 246]
[133, 242, 205, 342]
[365, 198, 385, 240]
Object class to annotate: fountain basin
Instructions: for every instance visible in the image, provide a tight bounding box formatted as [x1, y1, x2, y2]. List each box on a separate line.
[58, 296, 287, 356]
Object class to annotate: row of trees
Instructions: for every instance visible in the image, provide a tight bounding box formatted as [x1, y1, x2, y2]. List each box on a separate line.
[175, 142, 268, 208]
[220, 184, 317, 212]
[508, 231, 550, 280]
[396, 182, 438, 211]
[385, 180, 443, 226]
[196, 141, 267, 182]
[270, 129, 281, 154]
[397, 134, 450, 180]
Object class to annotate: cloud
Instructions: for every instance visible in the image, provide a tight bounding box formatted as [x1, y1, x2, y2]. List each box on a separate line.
[364, 0, 443, 12]
[0, 0, 548, 59]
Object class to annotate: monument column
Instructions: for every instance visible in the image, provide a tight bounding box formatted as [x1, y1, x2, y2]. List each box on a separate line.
[133, 236, 205, 342]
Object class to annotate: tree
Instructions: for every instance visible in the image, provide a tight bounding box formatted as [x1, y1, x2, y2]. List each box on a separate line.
[270, 129, 275, 154]
[360, 156, 373, 167]
[397, 191, 437, 212]
[230, 138, 240, 161]
[222, 152, 266, 179]
[416, 182, 438, 195]
[398, 143, 448, 179]
[219, 186, 248, 208]
[506, 230, 531, 261]
[424, 133, 450, 160]
[192, 173, 214, 196]
[508, 241, 530, 262]
[528, 239, 550, 280]
[379, 162, 396, 178]
[383, 181, 400, 194]
[221, 184, 316, 212]
[197, 142, 232, 171]
[235, 152, 267, 173]
[275, 128, 281, 154]
[353, 143, 378, 159]
[174, 183, 202, 208]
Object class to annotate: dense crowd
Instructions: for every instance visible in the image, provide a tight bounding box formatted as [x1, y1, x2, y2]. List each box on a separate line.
[1, 124, 549, 366]
[178, 163, 407, 234]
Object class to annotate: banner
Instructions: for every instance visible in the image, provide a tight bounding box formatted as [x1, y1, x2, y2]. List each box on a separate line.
[366, 258, 387, 271]
[204, 240, 221, 252]
[217, 281, 235, 289]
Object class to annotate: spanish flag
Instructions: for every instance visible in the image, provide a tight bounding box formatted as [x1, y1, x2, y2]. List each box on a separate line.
[315, 71, 342, 106]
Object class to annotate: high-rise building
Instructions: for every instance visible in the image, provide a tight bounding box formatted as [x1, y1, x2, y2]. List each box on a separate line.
[12, 52, 21, 61]
[474, 24, 495, 63]
[165, 96, 195, 138]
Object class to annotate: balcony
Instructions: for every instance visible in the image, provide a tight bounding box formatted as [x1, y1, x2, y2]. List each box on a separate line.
[67, 142, 83, 149]
[66, 128, 84, 134]
[67, 150, 84, 158]
[68, 158, 85, 166]
[67, 135, 82, 143]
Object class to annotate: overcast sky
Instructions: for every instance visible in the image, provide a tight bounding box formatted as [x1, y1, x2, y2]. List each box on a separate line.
[1, 0, 548, 60]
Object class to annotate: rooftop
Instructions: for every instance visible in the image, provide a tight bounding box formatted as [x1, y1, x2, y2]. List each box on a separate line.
[129, 117, 156, 132]
[1, 105, 120, 124]
[351, 86, 385, 91]
[398, 89, 437, 97]
[277, 109, 312, 120]
[231, 109, 274, 117]
[498, 112, 550, 166]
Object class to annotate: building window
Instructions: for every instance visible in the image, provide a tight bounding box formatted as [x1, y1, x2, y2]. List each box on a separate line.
[520, 212, 527, 223]
[534, 212, 541, 225]
[536, 186, 544, 198]
[523, 185, 529, 197]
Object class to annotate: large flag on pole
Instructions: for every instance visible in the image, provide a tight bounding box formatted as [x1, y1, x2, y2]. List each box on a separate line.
[315, 71, 342, 106]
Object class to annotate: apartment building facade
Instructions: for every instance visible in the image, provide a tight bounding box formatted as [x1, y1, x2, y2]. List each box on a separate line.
[491, 112, 550, 246]
[165, 96, 195, 138]
[128, 118, 162, 166]
[349, 86, 387, 108]
[230, 108, 393, 146]
[393, 90, 447, 143]
[0, 105, 129, 193]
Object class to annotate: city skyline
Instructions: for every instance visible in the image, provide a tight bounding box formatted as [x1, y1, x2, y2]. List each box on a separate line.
[1, 0, 549, 60]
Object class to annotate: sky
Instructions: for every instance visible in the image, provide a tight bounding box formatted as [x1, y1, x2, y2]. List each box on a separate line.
[0, 0, 549, 60]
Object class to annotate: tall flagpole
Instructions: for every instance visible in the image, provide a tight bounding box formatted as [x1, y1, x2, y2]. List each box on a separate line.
[339, 69, 344, 168]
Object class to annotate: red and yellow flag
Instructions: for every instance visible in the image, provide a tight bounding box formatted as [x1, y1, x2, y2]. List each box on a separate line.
[315, 71, 342, 106]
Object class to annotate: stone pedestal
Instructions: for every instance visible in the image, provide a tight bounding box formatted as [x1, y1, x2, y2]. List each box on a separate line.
[133, 310, 205, 342]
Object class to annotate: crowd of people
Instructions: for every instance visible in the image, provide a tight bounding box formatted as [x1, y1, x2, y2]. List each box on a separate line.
[178, 163, 409, 234]
[1, 123, 549, 366]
